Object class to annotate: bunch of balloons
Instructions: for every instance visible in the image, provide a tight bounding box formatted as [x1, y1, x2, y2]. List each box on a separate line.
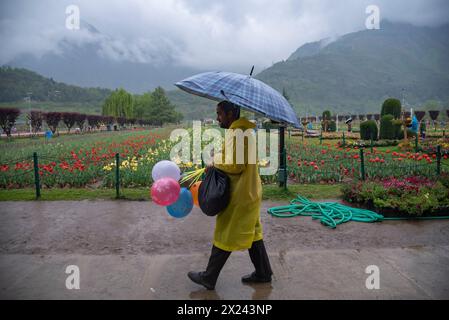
[150, 160, 193, 218]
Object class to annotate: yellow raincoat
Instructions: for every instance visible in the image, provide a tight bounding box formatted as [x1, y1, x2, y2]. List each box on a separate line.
[213, 117, 263, 252]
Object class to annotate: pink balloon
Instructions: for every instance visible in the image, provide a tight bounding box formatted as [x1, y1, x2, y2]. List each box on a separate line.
[151, 177, 181, 206]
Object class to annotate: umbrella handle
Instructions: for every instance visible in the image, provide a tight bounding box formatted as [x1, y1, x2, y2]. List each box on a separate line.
[250, 65, 255, 76]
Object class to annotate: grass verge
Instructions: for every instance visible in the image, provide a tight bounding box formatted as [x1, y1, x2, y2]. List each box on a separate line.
[0, 184, 342, 202]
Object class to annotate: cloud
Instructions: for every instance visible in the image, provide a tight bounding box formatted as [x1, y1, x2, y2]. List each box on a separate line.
[1, 0, 448, 72]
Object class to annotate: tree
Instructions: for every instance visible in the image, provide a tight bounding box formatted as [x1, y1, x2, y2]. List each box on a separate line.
[74, 113, 87, 131]
[0, 108, 20, 138]
[29, 110, 43, 136]
[117, 117, 126, 128]
[104, 116, 115, 127]
[44, 112, 62, 134]
[87, 115, 102, 130]
[133, 92, 153, 120]
[150, 87, 183, 125]
[62, 112, 77, 133]
[102, 88, 134, 119]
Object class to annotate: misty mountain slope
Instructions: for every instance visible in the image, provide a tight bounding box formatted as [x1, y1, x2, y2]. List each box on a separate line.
[257, 21, 449, 114]
[3, 21, 449, 120]
[0, 66, 111, 103]
[6, 21, 203, 93]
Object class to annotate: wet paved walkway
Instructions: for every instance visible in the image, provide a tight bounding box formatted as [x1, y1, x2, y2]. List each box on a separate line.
[1, 200, 448, 299]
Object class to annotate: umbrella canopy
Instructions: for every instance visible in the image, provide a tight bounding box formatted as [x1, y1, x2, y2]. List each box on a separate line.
[175, 71, 300, 128]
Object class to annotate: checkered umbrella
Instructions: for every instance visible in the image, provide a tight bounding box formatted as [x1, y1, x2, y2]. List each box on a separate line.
[175, 71, 300, 128]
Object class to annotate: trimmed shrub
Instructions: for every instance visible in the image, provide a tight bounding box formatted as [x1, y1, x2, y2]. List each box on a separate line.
[321, 110, 333, 132]
[428, 110, 440, 121]
[0, 108, 21, 137]
[381, 98, 401, 119]
[415, 111, 426, 122]
[74, 113, 86, 131]
[62, 112, 78, 132]
[87, 115, 102, 129]
[392, 119, 403, 139]
[321, 120, 336, 132]
[117, 117, 127, 127]
[379, 114, 395, 139]
[29, 110, 43, 135]
[44, 112, 62, 134]
[360, 120, 378, 140]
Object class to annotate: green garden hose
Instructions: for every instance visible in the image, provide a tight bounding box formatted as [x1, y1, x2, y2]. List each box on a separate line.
[267, 195, 449, 229]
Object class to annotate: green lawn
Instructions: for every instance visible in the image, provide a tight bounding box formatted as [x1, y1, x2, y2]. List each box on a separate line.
[0, 184, 342, 202]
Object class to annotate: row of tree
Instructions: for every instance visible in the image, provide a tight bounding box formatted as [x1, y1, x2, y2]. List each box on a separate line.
[0, 108, 156, 138]
[102, 87, 183, 125]
[300, 110, 447, 124]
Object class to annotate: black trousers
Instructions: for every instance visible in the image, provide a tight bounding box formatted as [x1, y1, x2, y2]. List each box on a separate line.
[202, 239, 273, 286]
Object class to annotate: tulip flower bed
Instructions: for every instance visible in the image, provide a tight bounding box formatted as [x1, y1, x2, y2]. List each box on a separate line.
[286, 141, 449, 184]
[1, 128, 449, 190]
[418, 137, 449, 156]
[0, 128, 178, 188]
[342, 140, 400, 148]
[342, 174, 449, 216]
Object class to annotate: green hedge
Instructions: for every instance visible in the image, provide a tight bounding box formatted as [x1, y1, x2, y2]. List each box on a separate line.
[379, 114, 395, 139]
[321, 120, 336, 132]
[381, 98, 401, 119]
[360, 120, 378, 140]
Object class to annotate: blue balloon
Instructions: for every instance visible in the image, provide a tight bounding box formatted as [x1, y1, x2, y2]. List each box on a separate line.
[166, 188, 193, 218]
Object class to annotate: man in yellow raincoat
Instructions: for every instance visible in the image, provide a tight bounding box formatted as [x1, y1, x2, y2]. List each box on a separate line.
[188, 101, 273, 290]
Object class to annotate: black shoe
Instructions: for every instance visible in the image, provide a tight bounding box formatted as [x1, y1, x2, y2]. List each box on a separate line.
[241, 271, 271, 283]
[188, 271, 215, 290]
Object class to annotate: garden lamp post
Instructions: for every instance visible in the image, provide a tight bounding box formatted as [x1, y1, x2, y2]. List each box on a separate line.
[26, 92, 32, 135]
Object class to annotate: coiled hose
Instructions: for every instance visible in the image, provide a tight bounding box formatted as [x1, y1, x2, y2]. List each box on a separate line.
[267, 195, 449, 229]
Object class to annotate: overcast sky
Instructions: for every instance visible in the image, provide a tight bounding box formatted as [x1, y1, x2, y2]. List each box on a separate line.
[1, 0, 449, 73]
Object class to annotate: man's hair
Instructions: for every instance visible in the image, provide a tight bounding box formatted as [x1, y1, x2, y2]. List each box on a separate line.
[218, 101, 240, 119]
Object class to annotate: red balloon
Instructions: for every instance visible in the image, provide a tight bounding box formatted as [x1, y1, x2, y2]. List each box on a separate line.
[151, 177, 180, 206]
